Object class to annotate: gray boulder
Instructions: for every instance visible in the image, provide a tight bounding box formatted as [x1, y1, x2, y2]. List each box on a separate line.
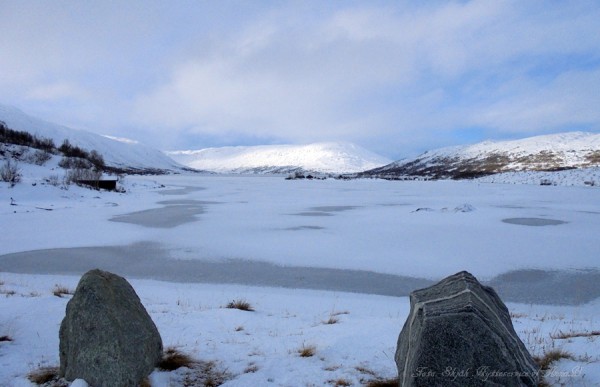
[59, 269, 163, 386]
[395, 271, 538, 386]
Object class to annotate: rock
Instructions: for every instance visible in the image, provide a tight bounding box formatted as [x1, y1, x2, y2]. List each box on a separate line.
[395, 271, 538, 386]
[454, 203, 475, 212]
[59, 269, 163, 386]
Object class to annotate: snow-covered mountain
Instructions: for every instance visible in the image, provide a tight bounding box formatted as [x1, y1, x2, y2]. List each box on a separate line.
[0, 104, 182, 173]
[362, 132, 600, 179]
[167, 143, 392, 174]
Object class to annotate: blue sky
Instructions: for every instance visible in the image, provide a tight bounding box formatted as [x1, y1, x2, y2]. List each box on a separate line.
[1, 1, 599, 159]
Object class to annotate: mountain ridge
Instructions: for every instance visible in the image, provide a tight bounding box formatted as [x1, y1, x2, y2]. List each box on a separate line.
[0, 104, 182, 173]
[167, 142, 392, 174]
[361, 131, 600, 179]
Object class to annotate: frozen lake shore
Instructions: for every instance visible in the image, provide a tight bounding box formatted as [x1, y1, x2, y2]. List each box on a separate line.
[2, 175, 600, 304]
[1, 243, 598, 305]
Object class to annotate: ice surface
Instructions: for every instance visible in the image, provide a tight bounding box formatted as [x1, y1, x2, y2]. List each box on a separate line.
[2, 175, 599, 280]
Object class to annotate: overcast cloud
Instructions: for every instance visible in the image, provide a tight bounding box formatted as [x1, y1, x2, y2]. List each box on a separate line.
[1, 1, 599, 158]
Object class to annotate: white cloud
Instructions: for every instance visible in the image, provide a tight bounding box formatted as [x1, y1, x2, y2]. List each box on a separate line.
[470, 68, 600, 133]
[25, 82, 88, 101]
[2, 1, 600, 157]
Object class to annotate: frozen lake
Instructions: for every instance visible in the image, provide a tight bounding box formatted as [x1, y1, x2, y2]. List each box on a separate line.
[2, 175, 600, 386]
[1, 175, 599, 303]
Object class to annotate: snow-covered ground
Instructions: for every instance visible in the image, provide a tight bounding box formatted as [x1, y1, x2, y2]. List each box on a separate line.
[2, 273, 598, 387]
[1, 172, 599, 386]
[476, 167, 600, 187]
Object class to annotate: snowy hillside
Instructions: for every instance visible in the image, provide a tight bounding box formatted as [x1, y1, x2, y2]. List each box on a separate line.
[167, 143, 391, 174]
[363, 132, 600, 180]
[0, 104, 182, 172]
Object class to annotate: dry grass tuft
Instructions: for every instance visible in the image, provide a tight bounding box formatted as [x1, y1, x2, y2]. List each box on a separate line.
[244, 363, 259, 373]
[354, 366, 377, 376]
[181, 360, 232, 387]
[328, 378, 352, 386]
[157, 347, 232, 386]
[510, 312, 528, 319]
[365, 377, 399, 387]
[534, 349, 576, 387]
[52, 285, 74, 298]
[298, 344, 317, 358]
[331, 310, 350, 316]
[158, 347, 197, 371]
[225, 299, 254, 312]
[534, 348, 574, 371]
[550, 330, 600, 340]
[27, 366, 63, 385]
[324, 316, 339, 325]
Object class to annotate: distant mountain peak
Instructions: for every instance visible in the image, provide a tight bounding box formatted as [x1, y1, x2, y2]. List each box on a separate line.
[167, 142, 391, 174]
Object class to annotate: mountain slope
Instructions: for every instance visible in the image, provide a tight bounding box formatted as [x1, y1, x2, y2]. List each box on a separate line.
[0, 104, 182, 172]
[362, 132, 600, 179]
[167, 143, 391, 174]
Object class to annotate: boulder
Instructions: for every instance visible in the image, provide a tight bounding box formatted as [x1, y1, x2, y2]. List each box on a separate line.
[395, 271, 538, 386]
[59, 269, 163, 386]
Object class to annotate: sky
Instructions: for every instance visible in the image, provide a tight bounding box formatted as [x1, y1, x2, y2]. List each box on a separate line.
[1, 1, 600, 159]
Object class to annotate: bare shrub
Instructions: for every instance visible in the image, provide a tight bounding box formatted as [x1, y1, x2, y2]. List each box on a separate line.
[225, 299, 254, 312]
[22, 149, 52, 165]
[59, 156, 92, 170]
[88, 149, 105, 170]
[45, 174, 61, 187]
[32, 149, 52, 165]
[0, 158, 21, 186]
